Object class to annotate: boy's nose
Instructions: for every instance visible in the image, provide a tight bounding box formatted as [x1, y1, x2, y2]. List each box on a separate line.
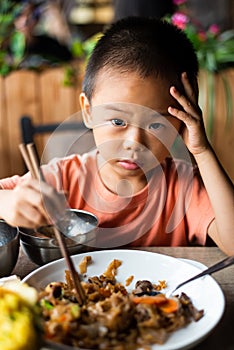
[123, 127, 144, 151]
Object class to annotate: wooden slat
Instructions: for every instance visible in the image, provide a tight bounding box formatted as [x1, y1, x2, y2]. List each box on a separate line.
[0, 75, 11, 178]
[38, 66, 81, 158]
[199, 69, 234, 181]
[213, 70, 234, 181]
[39, 66, 79, 124]
[4, 70, 41, 176]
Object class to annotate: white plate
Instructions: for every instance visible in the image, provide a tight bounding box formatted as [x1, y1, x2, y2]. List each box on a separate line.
[23, 249, 225, 350]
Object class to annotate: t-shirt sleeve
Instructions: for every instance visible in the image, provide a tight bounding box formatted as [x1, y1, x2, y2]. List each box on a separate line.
[40, 158, 65, 191]
[41, 154, 83, 193]
[0, 174, 29, 189]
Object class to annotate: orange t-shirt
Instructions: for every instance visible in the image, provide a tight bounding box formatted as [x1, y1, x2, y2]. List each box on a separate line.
[0, 150, 214, 249]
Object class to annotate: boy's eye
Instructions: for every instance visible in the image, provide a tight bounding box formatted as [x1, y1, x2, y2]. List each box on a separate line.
[111, 119, 126, 127]
[149, 123, 165, 130]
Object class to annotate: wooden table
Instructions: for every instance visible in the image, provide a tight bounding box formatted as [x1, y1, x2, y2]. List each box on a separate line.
[13, 247, 234, 350]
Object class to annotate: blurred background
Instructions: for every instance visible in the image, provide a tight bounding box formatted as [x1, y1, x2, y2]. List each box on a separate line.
[40, 0, 234, 38]
[22, 0, 234, 40]
[0, 0, 233, 181]
[1, 0, 233, 71]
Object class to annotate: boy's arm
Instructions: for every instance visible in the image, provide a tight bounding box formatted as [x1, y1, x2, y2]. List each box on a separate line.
[194, 147, 234, 255]
[169, 72, 234, 255]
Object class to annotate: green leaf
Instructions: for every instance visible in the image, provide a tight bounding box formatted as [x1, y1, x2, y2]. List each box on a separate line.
[219, 30, 234, 42]
[71, 304, 80, 318]
[0, 62, 11, 76]
[40, 299, 54, 310]
[82, 32, 103, 59]
[63, 66, 77, 87]
[10, 31, 25, 64]
[71, 40, 85, 58]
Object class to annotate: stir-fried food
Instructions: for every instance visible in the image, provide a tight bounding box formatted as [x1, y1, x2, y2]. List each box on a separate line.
[0, 279, 41, 350]
[38, 258, 204, 350]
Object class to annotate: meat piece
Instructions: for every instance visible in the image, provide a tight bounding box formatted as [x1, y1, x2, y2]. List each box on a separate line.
[179, 292, 204, 321]
[132, 280, 158, 296]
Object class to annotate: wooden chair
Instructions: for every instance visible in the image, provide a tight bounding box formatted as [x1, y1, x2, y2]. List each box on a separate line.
[20, 115, 95, 163]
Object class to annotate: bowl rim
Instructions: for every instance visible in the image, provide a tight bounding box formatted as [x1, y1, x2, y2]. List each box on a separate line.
[66, 209, 99, 225]
[0, 219, 19, 245]
[18, 209, 98, 248]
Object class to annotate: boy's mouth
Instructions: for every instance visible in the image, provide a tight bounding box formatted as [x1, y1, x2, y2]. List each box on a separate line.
[117, 159, 141, 170]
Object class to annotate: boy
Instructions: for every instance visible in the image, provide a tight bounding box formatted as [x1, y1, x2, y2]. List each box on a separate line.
[0, 17, 233, 254]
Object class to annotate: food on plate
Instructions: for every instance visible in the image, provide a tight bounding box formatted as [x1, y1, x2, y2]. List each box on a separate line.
[38, 258, 204, 349]
[102, 258, 122, 278]
[79, 255, 92, 274]
[125, 274, 134, 286]
[0, 278, 41, 350]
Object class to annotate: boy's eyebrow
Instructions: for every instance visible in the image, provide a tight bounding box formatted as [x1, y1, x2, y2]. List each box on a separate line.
[103, 104, 131, 114]
[155, 112, 172, 118]
[150, 110, 172, 118]
[103, 104, 172, 118]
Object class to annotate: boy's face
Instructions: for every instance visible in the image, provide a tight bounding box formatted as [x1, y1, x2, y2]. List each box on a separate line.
[80, 69, 182, 192]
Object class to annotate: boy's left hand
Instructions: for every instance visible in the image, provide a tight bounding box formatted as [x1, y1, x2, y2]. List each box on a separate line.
[168, 72, 210, 155]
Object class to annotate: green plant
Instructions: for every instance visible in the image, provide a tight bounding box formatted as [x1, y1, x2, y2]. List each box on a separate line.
[164, 0, 234, 138]
[0, 0, 101, 78]
[0, 0, 25, 76]
[63, 33, 102, 86]
[71, 32, 103, 61]
[165, 0, 234, 72]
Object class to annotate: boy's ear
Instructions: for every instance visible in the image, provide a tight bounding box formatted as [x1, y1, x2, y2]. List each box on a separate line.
[79, 92, 93, 128]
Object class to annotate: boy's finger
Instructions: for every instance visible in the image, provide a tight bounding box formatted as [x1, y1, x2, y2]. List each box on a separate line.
[181, 72, 197, 104]
[10, 202, 48, 228]
[170, 86, 194, 114]
[168, 106, 195, 127]
[15, 177, 68, 224]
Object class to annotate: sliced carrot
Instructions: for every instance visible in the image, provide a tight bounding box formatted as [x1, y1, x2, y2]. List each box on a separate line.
[131, 295, 179, 313]
[57, 314, 67, 322]
[159, 298, 179, 313]
[131, 294, 167, 305]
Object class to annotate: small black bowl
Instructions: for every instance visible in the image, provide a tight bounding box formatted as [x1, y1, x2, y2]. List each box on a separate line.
[0, 220, 19, 277]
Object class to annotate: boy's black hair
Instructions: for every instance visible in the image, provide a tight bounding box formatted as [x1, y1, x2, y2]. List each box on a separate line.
[82, 16, 199, 101]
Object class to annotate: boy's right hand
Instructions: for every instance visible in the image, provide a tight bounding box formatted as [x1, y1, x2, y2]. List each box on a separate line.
[168, 72, 210, 156]
[0, 179, 66, 229]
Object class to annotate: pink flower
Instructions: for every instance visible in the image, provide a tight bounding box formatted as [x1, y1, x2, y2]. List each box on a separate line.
[172, 12, 189, 30]
[208, 24, 220, 36]
[173, 0, 187, 5]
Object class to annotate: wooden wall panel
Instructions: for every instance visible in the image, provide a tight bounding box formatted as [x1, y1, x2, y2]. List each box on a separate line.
[0, 76, 11, 178]
[4, 70, 40, 176]
[39, 67, 79, 124]
[37, 67, 82, 162]
[199, 68, 234, 180]
[0, 67, 82, 178]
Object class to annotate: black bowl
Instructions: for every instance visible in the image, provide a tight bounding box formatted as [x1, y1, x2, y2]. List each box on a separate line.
[0, 220, 19, 277]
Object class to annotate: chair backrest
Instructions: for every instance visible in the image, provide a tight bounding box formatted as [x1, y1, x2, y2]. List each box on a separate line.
[20, 115, 96, 163]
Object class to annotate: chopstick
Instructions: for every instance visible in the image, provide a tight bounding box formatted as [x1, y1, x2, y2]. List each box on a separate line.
[19, 144, 37, 179]
[19, 143, 86, 306]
